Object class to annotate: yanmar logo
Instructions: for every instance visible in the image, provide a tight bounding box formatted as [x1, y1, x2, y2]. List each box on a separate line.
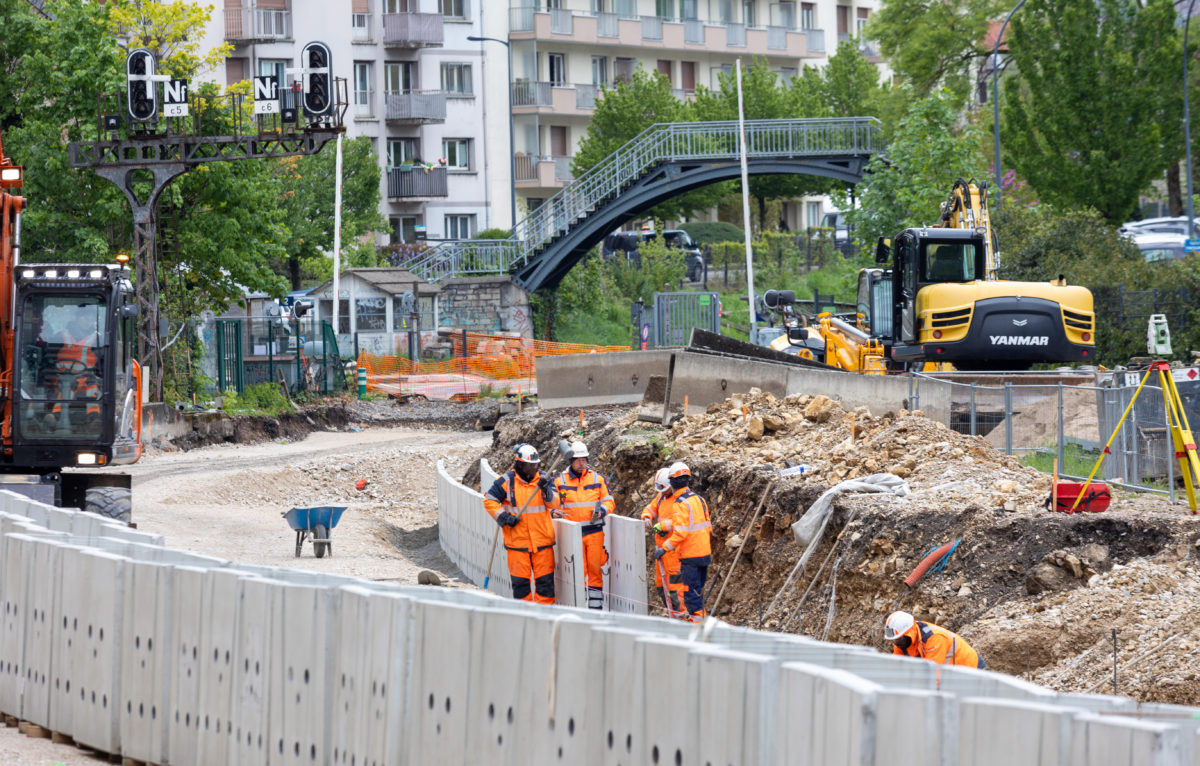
[990, 335, 1049, 346]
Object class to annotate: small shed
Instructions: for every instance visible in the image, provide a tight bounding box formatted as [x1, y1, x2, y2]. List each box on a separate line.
[308, 268, 441, 356]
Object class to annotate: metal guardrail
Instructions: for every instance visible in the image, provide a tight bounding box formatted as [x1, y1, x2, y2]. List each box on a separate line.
[805, 27, 826, 52]
[409, 117, 883, 283]
[223, 8, 291, 41]
[512, 80, 552, 107]
[387, 166, 447, 198]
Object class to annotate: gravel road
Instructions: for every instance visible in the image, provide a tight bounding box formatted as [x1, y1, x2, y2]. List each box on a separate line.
[0, 424, 489, 763]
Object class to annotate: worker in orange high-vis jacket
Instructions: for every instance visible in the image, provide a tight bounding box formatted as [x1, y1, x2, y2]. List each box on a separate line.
[656, 462, 712, 622]
[483, 444, 562, 605]
[46, 309, 101, 431]
[554, 441, 615, 610]
[641, 467, 686, 616]
[883, 611, 985, 669]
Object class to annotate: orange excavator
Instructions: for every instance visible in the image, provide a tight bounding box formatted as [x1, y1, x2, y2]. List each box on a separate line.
[0, 132, 142, 520]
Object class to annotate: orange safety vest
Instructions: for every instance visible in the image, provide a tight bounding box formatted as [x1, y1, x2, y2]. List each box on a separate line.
[483, 469, 560, 552]
[662, 488, 712, 559]
[58, 328, 98, 369]
[554, 468, 614, 532]
[893, 621, 981, 668]
[640, 492, 675, 545]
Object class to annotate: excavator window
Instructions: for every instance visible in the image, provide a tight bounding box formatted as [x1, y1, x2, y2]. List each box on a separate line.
[17, 296, 107, 441]
[921, 242, 977, 283]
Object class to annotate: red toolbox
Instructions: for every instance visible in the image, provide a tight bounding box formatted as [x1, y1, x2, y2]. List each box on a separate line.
[1049, 482, 1112, 513]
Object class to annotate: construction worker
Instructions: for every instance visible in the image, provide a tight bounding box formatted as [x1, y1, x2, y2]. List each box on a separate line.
[45, 309, 101, 431]
[883, 611, 985, 669]
[640, 467, 686, 616]
[554, 441, 614, 610]
[483, 444, 562, 605]
[656, 462, 712, 622]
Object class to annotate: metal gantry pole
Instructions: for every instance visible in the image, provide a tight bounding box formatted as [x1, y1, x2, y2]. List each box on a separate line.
[1185, 0, 1197, 240]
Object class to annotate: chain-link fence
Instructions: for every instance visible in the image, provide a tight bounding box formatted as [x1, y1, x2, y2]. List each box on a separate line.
[917, 370, 1200, 500]
[197, 317, 346, 395]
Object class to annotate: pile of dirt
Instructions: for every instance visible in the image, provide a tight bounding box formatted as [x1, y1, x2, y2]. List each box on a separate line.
[473, 396, 1200, 704]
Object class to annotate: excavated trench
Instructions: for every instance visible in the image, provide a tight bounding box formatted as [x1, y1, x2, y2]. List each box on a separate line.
[471, 405, 1200, 701]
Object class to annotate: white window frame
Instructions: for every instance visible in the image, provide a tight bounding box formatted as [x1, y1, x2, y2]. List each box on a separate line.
[440, 62, 473, 96]
[801, 2, 815, 29]
[353, 61, 374, 117]
[439, 0, 467, 19]
[591, 56, 608, 87]
[385, 61, 417, 93]
[387, 138, 418, 168]
[258, 59, 287, 84]
[351, 12, 371, 41]
[442, 138, 471, 170]
[547, 53, 566, 86]
[805, 201, 822, 230]
[444, 214, 475, 239]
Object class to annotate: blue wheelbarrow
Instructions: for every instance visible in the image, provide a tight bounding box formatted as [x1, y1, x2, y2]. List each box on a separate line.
[282, 506, 347, 559]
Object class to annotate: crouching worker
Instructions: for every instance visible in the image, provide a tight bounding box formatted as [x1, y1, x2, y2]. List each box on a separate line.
[883, 611, 985, 669]
[484, 444, 562, 604]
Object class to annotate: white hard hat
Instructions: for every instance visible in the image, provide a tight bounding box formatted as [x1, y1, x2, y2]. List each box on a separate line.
[514, 444, 541, 464]
[569, 441, 589, 459]
[668, 461, 691, 479]
[653, 468, 670, 493]
[884, 611, 915, 641]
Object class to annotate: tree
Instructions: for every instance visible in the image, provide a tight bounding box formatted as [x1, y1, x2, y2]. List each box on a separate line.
[689, 60, 829, 231]
[866, 0, 1004, 105]
[571, 65, 721, 220]
[1001, 0, 1183, 223]
[272, 136, 386, 290]
[840, 88, 989, 249]
[819, 40, 886, 119]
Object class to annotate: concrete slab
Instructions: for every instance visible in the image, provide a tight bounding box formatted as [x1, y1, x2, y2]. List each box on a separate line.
[536, 350, 673, 410]
[959, 696, 1076, 766]
[405, 600, 476, 764]
[118, 559, 173, 764]
[777, 660, 882, 766]
[268, 583, 334, 765]
[229, 576, 276, 763]
[68, 549, 125, 754]
[554, 519, 587, 608]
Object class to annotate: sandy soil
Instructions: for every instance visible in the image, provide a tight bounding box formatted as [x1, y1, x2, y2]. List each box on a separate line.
[130, 425, 489, 582]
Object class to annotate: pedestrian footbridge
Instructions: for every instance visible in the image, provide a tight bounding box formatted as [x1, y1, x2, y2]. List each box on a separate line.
[405, 117, 884, 292]
[0, 466, 1194, 765]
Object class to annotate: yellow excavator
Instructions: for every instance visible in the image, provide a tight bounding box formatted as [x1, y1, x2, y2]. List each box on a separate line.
[768, 179, 1096, 371]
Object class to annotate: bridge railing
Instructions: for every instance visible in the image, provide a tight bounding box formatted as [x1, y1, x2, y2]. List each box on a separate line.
[411, 117, 883, 284]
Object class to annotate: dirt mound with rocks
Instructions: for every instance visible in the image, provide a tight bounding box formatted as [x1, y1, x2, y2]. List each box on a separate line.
[474, 392, 1200, 703]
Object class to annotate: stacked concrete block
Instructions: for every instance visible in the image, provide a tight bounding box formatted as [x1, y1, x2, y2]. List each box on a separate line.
[0, 532, 31, 717]
[692, 645, 776, 766]
[61, 549, 125, 754]
[958, 697, 1078, 766]
[605, 515, 647, 615]
[1070, 713, 1183, 766]
[268, 583, 334, 765]
[228, 576, 275, 763]
[21, 536, 66, 727]
[118, 559, 173, 764]
[597, 627, 647, 766]
[776, 661, 882, 766]
[405, 600, 476, 764]
[167, 565, 209, 764]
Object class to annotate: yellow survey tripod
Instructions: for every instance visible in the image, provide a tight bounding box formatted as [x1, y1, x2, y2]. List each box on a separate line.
[1076, 361, 1200, 513]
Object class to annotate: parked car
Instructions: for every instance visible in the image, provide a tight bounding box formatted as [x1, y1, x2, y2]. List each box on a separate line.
[1118, 216, 1200, 239]
[1132, 232, 1187, 263]
[643, 229, 706, 282]
[819, 211, 855, 257]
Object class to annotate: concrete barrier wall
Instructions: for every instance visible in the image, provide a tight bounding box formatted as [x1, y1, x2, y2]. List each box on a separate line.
[0, 487, 1198, 765]
[536, 349, 953, 422]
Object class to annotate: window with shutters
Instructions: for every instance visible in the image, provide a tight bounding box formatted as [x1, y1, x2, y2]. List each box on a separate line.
[226, 58, 248, 87]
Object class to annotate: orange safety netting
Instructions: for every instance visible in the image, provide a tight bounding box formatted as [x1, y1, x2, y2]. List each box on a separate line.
[357, 332, 629, 400]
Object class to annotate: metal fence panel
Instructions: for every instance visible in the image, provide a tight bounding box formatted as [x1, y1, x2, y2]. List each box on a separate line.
[653, 291, 720, 347]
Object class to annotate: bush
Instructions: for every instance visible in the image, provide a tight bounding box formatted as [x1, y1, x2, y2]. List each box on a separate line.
[679, 221, 744, 246]
[222, 382, 295, 416]
[475, 227, 512, 240]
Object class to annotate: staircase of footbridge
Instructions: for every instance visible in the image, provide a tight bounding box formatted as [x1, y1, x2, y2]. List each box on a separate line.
[404, 117, 885, 292]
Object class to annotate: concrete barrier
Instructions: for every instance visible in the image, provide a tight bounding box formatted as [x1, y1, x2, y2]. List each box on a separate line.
[537, 350, 674, 409]
[0, 468, 1198, 766]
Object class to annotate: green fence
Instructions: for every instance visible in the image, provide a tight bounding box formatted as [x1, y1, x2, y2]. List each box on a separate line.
[208, 318, 345, 395]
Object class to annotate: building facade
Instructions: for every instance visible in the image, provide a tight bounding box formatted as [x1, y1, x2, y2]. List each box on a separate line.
[479, 0, 885, 230]
[197, 0, 495, 245]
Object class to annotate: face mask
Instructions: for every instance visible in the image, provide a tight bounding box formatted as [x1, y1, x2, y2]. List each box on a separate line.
[894, 635, 913, 652]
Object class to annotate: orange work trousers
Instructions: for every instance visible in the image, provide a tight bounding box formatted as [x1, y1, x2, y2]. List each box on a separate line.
[506, 545, 555, 605]
[652, 546, 687, 616]
[582, 530, 608, 609]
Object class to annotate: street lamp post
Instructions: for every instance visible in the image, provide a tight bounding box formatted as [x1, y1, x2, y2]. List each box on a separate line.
[468, 35, 518, 232]
[992, 0, 1027, 208]
[1184, 0, 1197, 240]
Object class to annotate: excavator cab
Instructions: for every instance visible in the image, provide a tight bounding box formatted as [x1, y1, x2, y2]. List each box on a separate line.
[11, 266, 141, 472]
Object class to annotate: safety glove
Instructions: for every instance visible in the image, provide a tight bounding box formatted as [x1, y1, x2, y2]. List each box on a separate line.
[495, 511, 519, 528]
[653, 547, 666, 561]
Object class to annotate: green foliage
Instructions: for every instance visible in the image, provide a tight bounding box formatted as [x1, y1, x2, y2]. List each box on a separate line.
[222, 382, 295, 416]
[1002, 0, 1183, 223]
[475, 227, 512, 240]
[572, 66, 722, 220]
[273, 136, 386, 290]
[866, 0, 1004, 105]
[839, 88, 988, 251]
[678, 221, 744, 245]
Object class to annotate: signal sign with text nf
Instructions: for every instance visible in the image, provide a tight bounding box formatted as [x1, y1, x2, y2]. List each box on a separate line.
[163, 79, 189, 117]
[253, 76, 280, 114]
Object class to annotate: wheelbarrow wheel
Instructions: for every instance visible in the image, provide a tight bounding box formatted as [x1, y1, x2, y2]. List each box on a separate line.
[313, 524, 329, 559]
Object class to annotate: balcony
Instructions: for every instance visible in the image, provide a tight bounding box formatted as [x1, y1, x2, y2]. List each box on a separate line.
[514, 155, 571, 189]
[224, 8, 292, 42]
[727, 22, 746, 46]
[385, 90, 447, 123]
[804, 28, 825, 53]
[382, 12, 443, 47]
[388, 167, 448, 199]
[512, 81, 552, 108]
[575, 83, 601, 110]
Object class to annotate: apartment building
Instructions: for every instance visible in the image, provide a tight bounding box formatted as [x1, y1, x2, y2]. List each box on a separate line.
[197, 0, 494, 245]
[479, 0, 884, 229]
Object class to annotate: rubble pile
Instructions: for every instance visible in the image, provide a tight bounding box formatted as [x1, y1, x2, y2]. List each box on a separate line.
[667, 389, 1050, 513]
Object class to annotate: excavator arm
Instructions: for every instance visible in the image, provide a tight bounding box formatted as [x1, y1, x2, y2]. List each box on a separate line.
[938, 178, 998, 279]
